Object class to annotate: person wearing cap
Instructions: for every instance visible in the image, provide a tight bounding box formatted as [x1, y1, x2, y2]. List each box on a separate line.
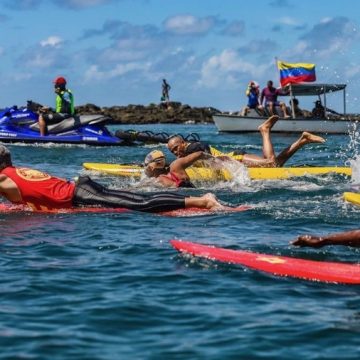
[144, 149, 213, 188]
[38, 76, 75, 136]
[0, 145, 227, 212]
[241, 81, 264, 116]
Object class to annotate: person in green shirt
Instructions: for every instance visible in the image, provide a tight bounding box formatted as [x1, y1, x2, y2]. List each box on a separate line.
[38, 76, 75, 136]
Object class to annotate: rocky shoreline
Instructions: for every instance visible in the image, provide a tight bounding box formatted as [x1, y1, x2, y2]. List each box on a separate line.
[75, 102, 221, 124]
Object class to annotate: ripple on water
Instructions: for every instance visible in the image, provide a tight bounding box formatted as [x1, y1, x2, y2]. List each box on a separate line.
[0, 128, 359, 359]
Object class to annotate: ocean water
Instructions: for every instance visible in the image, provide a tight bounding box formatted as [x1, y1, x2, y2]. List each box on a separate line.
[0, 124, 359, 360]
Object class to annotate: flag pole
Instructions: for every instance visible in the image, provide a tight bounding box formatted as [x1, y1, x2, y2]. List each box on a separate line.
[289, 84, 295, 118]
[274, 57, 279, 86]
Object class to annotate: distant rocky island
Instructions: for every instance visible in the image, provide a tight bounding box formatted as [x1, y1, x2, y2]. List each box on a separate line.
[75, 102, 222, 124]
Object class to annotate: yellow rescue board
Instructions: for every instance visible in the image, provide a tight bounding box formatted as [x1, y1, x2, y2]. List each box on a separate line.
[83, 162, 351, 181]
[344, 192, 360, 207]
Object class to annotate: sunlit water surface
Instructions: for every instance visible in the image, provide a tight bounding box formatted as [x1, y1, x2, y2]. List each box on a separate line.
[1, 124, 359, 359]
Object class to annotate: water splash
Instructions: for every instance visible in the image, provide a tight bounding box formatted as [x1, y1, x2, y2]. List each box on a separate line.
[349, 155, 360, 185]
[194, 158, 252, 191]
[346, 123, 360, 159]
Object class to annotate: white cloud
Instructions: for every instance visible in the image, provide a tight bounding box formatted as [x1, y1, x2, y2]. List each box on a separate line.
[283, 40, 308, 56]
[57, 0, 109, 8]
[164, 14, 215, 35]
[289, 17, 360, 59]
[344, 65, 360, 78]
[278, 16, 301, 26]
[84, 62, 149, 81]
[198, 49, 268, 88]
[11, 72, 33, 81]
[25, 54, 55, 68]
[320, 17, 332, 24]
[40, 36, 63, 48]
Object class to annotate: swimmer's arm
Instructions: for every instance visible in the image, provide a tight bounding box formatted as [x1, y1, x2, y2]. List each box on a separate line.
[0, 175, 22, 202]
[0, 175, 6, 198]
[292, 230, 360, 247]
[173, 151, 212, 169]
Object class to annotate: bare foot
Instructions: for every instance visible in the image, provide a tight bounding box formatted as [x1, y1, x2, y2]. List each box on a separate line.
[258, 115, 279, 133]
[284, 115, 291, 119]
[301, 132, 326, 144]
[203, 192, 217, 202]
[202, 193, 230, 211]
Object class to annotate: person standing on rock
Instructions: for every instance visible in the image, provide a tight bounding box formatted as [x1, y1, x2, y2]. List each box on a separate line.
[162, 79, 171, 102]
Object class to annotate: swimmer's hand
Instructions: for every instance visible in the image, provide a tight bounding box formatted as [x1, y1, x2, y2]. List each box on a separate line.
[291, 235, 325, 248]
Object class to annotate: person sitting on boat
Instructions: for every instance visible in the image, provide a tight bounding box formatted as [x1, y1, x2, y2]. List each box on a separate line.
[241, 81, 264, 116]
[38, 76, 75, 136]
[289, 98, 304, 117]
[289, 98, 313, 118]
[167, 116, 325, 168]
[0, 145, 229, 212]
[292, 229, 360, 248]
[260, 80, 290, 118]
[311, 100, 325, 118]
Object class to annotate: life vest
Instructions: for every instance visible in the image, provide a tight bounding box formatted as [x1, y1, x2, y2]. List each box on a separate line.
[56, 89, 74, 115]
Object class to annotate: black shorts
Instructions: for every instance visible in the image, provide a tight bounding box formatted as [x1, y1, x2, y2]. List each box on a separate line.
[42, 113, 71, 124]
[72, 176, 186, 212]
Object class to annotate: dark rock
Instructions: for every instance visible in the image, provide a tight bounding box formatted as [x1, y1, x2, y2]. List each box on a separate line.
[75, 101, 220, 124]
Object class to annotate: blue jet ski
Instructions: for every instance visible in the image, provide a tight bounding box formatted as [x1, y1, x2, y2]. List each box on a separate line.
[0, 101, 126, 146]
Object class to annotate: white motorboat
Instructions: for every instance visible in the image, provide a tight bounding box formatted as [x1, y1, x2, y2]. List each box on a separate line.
[213, 83, 359, 134]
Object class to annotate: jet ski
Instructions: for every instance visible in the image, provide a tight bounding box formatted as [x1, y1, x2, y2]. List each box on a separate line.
[115, 129, 201, 145]
[0, 101, 127, 146]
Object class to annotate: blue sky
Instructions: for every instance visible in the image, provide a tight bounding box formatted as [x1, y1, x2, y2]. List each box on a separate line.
[0, 0, 359, 112]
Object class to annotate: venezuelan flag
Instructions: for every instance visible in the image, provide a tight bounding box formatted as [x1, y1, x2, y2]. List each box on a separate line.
[277, 60, 316, 87]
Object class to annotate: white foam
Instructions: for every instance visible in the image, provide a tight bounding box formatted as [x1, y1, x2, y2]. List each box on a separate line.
[349, 155, 360, 184]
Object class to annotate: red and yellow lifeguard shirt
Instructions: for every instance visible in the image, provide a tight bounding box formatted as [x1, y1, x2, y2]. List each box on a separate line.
[1, 166, 75, 210]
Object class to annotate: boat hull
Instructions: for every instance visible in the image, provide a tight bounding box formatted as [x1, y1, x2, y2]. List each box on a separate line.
[213, 114, 358, 134]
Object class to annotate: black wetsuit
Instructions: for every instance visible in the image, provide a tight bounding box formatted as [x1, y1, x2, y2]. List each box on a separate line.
[184, 142, 246, 156]
[72, 176, 186, 212]
[184, 142, 211, 156]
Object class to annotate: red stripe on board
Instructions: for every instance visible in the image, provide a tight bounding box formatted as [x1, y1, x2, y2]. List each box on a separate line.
[171, 240, 360, 284]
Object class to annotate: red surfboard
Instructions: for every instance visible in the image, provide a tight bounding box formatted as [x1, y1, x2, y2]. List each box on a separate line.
[170, 240, 360, 284]
[0, 204, 250, 217]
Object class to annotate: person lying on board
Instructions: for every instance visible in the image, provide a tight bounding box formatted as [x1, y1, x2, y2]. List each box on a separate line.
[168, 115, 325, 168]
[292, 230, 360, 248]
[0, 145, 230, 212]
[167, 135, 246, 161]
[167, 135, 211, 157]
